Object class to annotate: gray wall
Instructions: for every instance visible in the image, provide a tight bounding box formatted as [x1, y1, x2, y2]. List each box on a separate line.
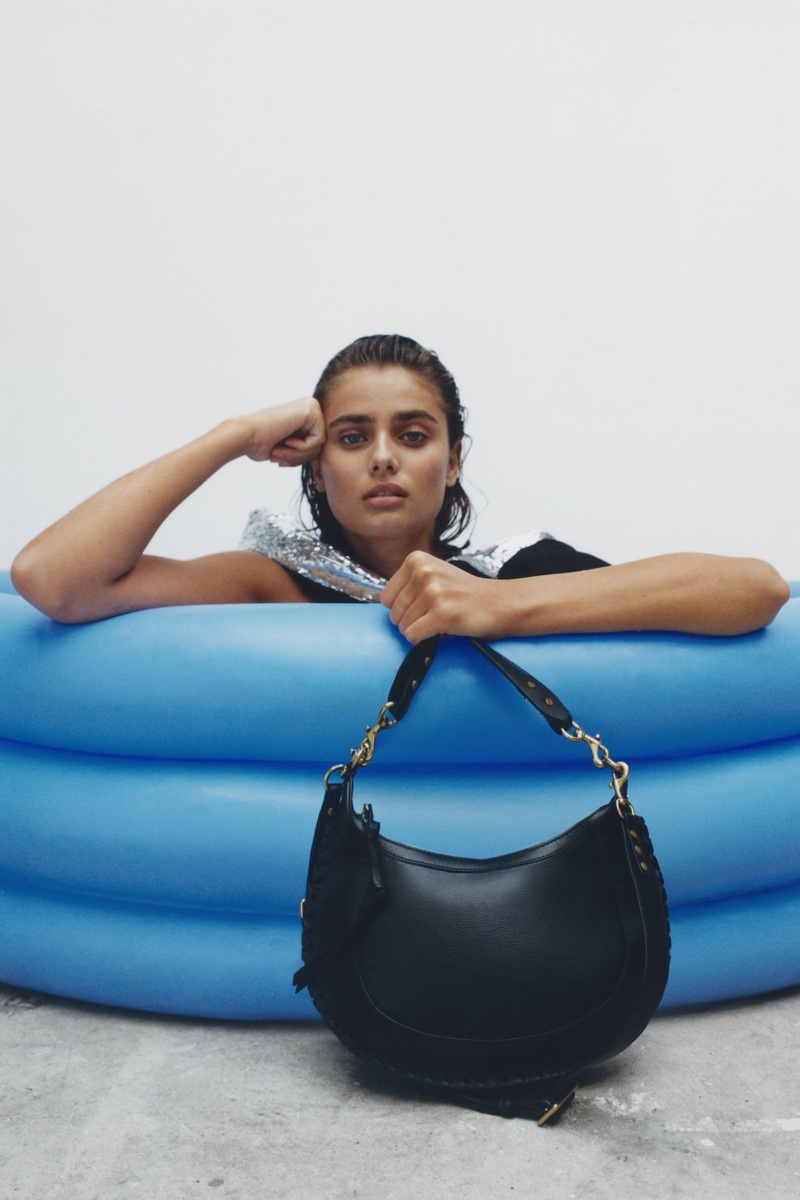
[2, 1, 797, 577]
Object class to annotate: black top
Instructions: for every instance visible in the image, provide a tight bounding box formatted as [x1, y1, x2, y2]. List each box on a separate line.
[294, 539, 608, 604]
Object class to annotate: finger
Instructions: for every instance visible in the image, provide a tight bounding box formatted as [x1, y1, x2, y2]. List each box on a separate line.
[390, 585, 439, 637]
[395, 574, 484, 641]
[280, 430, 324, 450]
[385, 559, 450, 631]
[296, 408, 326, 447]
[384, 571, 426, 628]
[380, 567, 410, 610]
[398, 607, 445, 645]
[269, 436, 325, 465]
[297, 437, 326, 455]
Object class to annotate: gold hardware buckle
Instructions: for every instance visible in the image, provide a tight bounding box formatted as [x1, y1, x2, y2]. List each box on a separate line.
[347, 702, 396, 774]
[561, 724, 633, 818]
[537, 1086, 578, 1126]
[323, 762, 347, 789]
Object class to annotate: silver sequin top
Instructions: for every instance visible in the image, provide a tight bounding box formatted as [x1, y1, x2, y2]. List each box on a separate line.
[238, 510, 553, 602]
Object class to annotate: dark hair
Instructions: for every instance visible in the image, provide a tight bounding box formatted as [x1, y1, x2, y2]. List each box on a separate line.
[300, 334, 473, 555]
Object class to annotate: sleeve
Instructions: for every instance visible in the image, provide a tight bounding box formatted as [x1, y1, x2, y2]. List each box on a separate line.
[496, 539, 609, 579]
[291, 575, 361, 604]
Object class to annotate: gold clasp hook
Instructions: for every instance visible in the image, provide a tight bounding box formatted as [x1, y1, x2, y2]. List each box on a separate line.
[348, 703, 396, 774]
[583, 731, 611, 770]
[561, 723, 633, 818]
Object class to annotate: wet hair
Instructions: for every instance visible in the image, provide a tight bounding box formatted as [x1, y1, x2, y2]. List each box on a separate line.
[300, 334, 473, 555]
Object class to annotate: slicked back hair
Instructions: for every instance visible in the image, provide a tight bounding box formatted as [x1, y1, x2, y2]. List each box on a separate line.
[300, 334, 473, 556]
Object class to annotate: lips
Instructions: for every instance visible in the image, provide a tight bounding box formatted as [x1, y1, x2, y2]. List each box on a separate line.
[362, 483, 409, 509]
[362, 484, 408, 500]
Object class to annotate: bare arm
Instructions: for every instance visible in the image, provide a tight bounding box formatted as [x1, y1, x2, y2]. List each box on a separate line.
[11, 399, 325, 623]
[381, 551, 791, 644]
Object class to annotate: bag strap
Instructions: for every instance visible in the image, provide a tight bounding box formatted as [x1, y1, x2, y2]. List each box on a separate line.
[467, 637, 572, 734]
[386, 635, 571, 733]
[339, 635, 632, 818]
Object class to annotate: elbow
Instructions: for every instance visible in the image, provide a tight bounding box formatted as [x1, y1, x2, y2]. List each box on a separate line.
[10, 548, 48, 610]
[764, 568, 792, 622]
[10, 548, 90, 624]
[740, 560, 791, 633]
[689, 556, 791, 637]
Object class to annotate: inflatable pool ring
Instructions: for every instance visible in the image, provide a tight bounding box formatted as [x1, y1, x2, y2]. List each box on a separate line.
[1, 568, 799, 1019]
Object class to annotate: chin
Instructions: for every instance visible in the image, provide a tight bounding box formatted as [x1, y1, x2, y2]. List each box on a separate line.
[344, 512, 431, 547]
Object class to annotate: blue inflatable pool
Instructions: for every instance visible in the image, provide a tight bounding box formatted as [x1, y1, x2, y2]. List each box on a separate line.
[1, 569, 798, 1018]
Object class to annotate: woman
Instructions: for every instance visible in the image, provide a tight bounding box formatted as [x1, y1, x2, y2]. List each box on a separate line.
[11, 334, 789, 640]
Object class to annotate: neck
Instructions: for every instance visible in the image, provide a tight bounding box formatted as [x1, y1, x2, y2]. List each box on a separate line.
[343, 532, 441, 581]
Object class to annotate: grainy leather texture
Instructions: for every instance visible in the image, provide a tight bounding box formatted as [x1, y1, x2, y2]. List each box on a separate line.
[294, 638, 671, 1122]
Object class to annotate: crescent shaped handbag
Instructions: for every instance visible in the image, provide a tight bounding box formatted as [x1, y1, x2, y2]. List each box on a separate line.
[293, 636, 671, 1124]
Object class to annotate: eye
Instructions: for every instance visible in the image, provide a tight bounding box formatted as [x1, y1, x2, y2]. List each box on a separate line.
[339, 431, 366, 446]
[401, 429, 428, 445]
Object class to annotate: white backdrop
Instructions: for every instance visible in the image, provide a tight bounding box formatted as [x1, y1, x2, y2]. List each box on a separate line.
[2, 1, 797, 579]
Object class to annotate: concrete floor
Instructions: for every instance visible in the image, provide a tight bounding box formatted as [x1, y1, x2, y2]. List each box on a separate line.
[1, 981, 798, 1200]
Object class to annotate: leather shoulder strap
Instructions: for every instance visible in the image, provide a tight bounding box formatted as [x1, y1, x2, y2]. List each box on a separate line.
[385, 636, 440, 719]
[385, 635, 571, 735]
[467, 638, 572, 733]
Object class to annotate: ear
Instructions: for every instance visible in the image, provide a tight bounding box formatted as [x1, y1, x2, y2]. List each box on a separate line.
[310, 457, 326, 493]
[446, 441, 461, 488]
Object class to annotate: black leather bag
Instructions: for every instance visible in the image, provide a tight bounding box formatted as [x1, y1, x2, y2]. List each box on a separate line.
[294, 636, 670, 1124]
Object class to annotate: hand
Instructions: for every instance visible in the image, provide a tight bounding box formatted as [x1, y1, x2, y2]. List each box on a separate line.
[240, 398, 326, 466]
[381, 551, 506, 644]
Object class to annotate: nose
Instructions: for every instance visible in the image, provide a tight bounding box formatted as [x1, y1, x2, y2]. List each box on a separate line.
[370, 432, 398, 474]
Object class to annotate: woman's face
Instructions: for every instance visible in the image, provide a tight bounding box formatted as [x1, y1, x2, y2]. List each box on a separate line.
[311, 365, 460, 562]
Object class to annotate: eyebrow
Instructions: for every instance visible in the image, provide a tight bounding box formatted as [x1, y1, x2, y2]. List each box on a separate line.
[327, 409, 441, 429]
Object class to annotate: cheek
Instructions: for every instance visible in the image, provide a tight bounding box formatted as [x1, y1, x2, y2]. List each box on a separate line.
[424, 452, 455, 490]
[315, 452, 352, 498]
